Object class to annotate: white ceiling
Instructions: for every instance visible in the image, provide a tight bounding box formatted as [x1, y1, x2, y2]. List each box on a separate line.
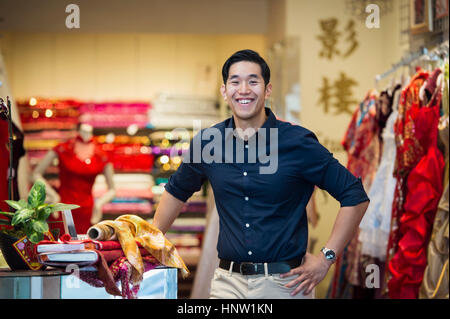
[0, 0, 269, 33]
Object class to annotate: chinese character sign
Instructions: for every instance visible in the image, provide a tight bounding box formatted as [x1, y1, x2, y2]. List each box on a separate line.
[317, 72, 358, 115]
[317, 18, 359, 60]
[317, 18, 341, 60]
[343, 19, 358, 57]
[316, 18, 359, 116]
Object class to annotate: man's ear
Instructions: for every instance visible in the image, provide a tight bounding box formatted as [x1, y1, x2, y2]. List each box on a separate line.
[265, 82, 272, 99]
[220, 84, 227, 101]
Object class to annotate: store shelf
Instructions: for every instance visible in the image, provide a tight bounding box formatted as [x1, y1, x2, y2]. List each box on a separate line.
[18, 97, 216, 299]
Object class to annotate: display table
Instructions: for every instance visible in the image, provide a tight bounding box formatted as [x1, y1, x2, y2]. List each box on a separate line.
[0, 267, 177, 299]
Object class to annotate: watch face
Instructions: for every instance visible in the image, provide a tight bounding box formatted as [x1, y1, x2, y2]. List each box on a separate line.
[325, 250, 336, 260]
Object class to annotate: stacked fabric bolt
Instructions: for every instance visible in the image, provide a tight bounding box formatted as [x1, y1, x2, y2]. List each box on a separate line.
[181, 201, 207, 214]
[101, 201, 153, 215]
[97, 142, 155, 173]
[18, 98, 81, 131]
[25, 130, 77, 167]
[86, 215, 189, 278]
[149, 94, 219, 128]
[18, 98, 81, 166]
[36, 215, 188, 298]
[81, 215, 189, 298]
[35, 233, 158, 299]
[79, 102, 151, 128]
[35, 234, 153, 267]
[92, 174, 154, 216]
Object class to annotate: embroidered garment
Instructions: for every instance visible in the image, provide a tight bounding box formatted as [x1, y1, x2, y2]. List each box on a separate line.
[419, 123, 449, 299]
[341, 89, 381, 192]
[386, 71, 429, 267]
[331, 89, 381, 297]
[387, 69, 445, 298]
[359, 88, 402, 260]
[420, 67, 449, 299]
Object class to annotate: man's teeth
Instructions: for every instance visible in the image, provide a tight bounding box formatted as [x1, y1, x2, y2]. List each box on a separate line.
[239, 99, 252, 104]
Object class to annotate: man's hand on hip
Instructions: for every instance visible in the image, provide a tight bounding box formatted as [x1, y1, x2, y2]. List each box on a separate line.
[279, 252, 332, 296]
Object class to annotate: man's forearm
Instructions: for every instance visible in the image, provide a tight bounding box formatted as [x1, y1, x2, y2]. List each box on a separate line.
[324, 200, 369, 256]
[152, 190, 185, 234]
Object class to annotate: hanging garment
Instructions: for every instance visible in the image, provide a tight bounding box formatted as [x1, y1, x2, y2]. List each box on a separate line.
[419, 67, 449, 299]
[48, 138, 110, 236]
[387, 69, 445, 299]
[341, 89, 381, 192]
[0, 118, 26, 213]
[330, 89, 380, 298]
[359, 88, 402, 261]
[384, 71, 429, 293]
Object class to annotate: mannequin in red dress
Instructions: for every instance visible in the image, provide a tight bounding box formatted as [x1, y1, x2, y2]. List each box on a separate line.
[32, 123, 116, 236]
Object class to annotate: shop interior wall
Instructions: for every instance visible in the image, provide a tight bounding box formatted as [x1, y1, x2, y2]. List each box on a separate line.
[0, 32, 266, 102]
[285, 0, 409, 298]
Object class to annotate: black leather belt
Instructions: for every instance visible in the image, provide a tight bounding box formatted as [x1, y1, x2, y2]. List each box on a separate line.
[219, 258, 302, 275]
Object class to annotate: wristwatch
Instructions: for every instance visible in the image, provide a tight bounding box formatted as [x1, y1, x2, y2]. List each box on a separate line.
[320, 247, 337, 263]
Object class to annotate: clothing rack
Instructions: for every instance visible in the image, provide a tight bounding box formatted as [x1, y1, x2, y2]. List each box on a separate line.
[375, 41, 449, 83]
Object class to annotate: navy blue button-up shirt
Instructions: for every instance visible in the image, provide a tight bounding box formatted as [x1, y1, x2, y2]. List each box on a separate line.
[165, 107, 369, 263]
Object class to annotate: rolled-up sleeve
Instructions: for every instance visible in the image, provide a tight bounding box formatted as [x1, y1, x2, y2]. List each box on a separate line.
[298, 130, 369, 207]
[164, 134, 206, 202]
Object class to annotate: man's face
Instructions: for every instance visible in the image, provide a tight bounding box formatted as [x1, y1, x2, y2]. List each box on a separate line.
[221, 61, 272, 122]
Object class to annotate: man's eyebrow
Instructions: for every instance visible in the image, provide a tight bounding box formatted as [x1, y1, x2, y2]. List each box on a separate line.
[228, 74, 260, 80]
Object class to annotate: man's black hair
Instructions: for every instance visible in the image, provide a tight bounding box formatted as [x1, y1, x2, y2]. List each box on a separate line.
[222, 49, 270, 86]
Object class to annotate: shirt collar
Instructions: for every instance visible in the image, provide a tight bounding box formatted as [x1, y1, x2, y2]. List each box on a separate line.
[224, 107, 277, 141]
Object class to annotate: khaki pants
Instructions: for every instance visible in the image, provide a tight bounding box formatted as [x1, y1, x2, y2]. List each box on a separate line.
[209, 264, 315, 299]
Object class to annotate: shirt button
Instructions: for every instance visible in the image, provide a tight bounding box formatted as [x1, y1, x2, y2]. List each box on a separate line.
[244, 196, 249, 201]
[248, 251, 252, 255]
[245, 144, 249, 149]
[243, 172, 247, 176]
[245, 223, 250, 228]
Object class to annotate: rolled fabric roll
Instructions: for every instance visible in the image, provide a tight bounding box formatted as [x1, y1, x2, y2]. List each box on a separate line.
[87, 223, 117, 241]
[88, 215, 189, 285]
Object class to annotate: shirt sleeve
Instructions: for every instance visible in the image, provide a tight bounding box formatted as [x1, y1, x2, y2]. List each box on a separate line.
[164, 133, 207, 202]
[297, 130, 369, 207]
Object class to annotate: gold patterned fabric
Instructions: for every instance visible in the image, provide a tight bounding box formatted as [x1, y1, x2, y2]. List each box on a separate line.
[88, 215, 189, 284]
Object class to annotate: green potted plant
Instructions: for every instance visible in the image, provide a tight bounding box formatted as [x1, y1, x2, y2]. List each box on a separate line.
[0, 180, 79, 270]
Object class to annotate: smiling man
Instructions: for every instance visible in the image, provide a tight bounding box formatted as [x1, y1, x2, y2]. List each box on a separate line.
[153, 49, 369, 299]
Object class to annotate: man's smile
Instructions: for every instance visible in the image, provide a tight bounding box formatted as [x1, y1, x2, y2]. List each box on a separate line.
[235, 97, 256, 107]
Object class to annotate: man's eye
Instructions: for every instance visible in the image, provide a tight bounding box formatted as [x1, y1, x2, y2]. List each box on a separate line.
[249, 81, 259, 85]
[230, 81, 239, 85]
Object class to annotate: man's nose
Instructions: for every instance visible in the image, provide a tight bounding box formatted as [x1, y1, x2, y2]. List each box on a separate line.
[238, 82, 250, 94]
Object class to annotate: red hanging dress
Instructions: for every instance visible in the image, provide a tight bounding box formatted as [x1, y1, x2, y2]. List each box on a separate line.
[48, 137, 110, 236]
[386, 69, 445, 298]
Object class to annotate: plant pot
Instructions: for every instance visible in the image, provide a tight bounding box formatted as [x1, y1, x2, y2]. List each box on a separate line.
[0, 232, 43, 270]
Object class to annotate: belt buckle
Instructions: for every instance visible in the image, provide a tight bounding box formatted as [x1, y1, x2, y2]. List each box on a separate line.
[239, 262, 257, 275]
